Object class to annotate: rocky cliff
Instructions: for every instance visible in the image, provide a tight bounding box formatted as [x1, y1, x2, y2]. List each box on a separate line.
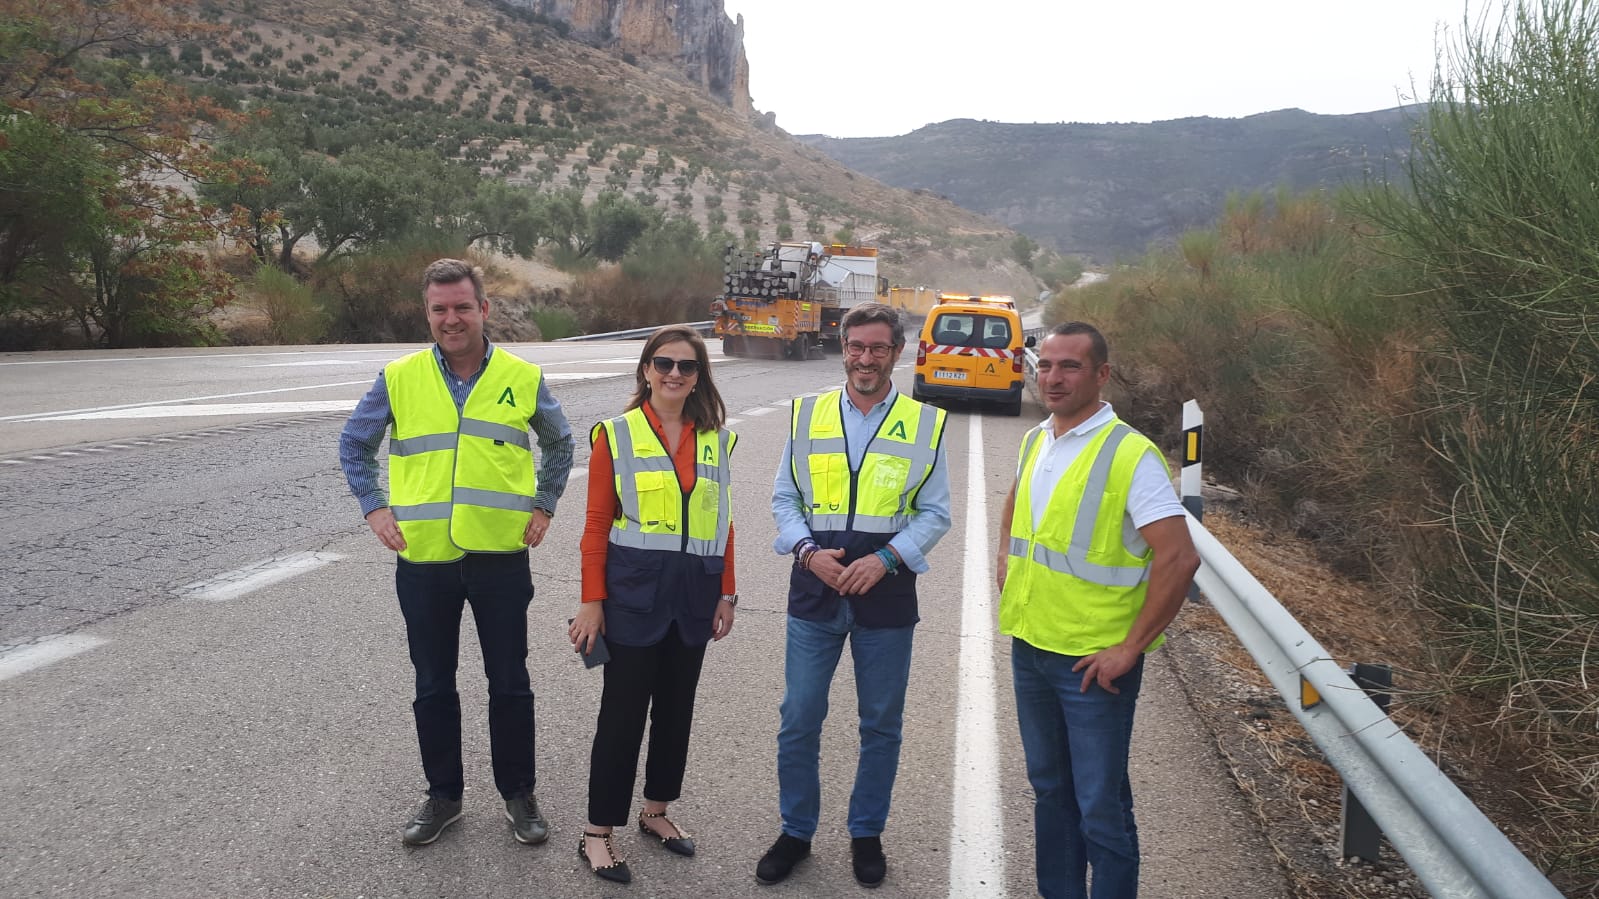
[520, 0, 749, 113]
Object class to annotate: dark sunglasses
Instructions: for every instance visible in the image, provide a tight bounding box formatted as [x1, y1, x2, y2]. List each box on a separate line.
[649, 356, 700, 376]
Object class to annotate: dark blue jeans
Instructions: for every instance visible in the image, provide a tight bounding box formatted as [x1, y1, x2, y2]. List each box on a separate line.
[1012, 637, 1144, 899]
[777, 605, 916, 840]
[396, 551, 535, 801]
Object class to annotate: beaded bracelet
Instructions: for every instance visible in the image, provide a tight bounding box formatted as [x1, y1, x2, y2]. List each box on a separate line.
[875, 547, 900, 575]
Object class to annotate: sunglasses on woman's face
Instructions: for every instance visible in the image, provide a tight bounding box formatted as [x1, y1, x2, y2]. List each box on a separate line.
[649, 356, 700, 376]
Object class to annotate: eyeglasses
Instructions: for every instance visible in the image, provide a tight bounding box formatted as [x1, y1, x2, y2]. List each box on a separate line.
[649, 356, 700, 376]
[844, 342, 895, 358]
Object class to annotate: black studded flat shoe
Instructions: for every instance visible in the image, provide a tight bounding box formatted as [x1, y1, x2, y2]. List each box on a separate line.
[579, 830, 633, 884]
[638, 811, 696, 857]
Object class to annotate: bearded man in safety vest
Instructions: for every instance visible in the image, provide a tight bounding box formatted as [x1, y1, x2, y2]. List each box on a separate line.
[996, 321, 1199, 899]
[339, 259, 574, 849]
[757, 302, 952, 889]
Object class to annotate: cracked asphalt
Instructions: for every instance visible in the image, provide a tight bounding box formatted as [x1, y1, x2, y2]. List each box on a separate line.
[0, 343, 1291, 898]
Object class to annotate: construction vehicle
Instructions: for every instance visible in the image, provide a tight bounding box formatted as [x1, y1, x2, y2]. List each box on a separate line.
[886, 286, 939, 325]
[711, 242, 887, 359]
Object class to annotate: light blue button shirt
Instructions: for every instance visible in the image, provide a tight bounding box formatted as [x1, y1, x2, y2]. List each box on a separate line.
[771, 387, 952, 574]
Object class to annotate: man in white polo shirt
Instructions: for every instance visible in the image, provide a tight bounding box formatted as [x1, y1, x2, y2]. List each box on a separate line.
[995, 321, 1200, 899]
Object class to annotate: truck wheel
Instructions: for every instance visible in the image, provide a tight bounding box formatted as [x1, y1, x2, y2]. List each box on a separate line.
[722, 335, 745, 357]
[1002, 398, 1023, 417]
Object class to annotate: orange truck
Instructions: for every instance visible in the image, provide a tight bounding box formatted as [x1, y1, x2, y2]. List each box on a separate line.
[712, 242, 887, 359]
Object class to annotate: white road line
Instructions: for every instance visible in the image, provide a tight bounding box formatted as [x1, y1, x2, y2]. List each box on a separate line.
[173, 551, 344, 602]
[949, 414, 1006, 897]
[544, 372, 628, 381]
[35, 400, 355, 421]
[0, 349, 401, 367]
[0, 379, 374, 423]
[0, 635, 109, 683]
[245, 360, 385, 368]
[1, 459, 24, 465]
[725, 418, 742, 426]
[740, 406, 776, 417]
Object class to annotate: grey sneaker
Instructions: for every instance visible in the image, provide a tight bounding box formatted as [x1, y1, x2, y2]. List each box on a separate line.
[402, 795, 463, 846]
[505, 793, 549, 845]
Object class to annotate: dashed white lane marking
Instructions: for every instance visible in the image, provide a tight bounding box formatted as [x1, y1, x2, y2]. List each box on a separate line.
[173, 551, 344, 602]
[0, 635, 109, 683]
[725, 418, 742, 426]
[0, 379, 373, 423]
[32, 401, 355, 421]
[950, 413, 1006, 897]
[1, 459, 24, 465]
[739, 406, 776, 417]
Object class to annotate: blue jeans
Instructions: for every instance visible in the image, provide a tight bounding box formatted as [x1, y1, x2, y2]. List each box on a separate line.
[1012, 637, 1144, 899]
[396, 551, 535, 801]
[777, 605, 915, 840]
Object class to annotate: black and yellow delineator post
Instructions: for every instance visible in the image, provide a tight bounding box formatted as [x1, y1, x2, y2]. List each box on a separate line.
[1181, 400, 1203, 601]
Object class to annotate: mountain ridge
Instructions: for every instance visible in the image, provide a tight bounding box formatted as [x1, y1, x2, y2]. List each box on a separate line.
[797, 106, 1422, 261]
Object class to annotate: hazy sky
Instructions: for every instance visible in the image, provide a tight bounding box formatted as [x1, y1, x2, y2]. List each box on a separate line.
[720, 0, 1481, 137]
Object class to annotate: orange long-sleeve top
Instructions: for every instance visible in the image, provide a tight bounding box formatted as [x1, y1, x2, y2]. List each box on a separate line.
[581, 403, 736, 602]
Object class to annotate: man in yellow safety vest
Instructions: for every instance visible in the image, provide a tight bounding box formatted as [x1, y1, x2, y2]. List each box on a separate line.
[996, 321, 1199, 899]
[757, 302, 952, 890]
[339, 259, 574, 849]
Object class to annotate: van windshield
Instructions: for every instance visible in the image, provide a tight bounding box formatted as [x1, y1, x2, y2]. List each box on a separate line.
[930, 313, 1013, 349]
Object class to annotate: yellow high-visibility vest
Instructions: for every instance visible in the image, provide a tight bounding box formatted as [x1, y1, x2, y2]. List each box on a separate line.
[594, 407, 734, 556]
[789, 390, 945, 533]
[385, 348, 542, 563]
[1000, 418, 1166, 655]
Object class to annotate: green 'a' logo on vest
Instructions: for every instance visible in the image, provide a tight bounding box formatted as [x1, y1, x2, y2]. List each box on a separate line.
[888, 420, 909, 440]
[498, 387, 516, 407]
[702, 444, 714, 463]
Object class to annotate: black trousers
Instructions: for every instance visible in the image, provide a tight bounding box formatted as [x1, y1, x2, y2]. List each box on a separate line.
[396, 551, 535, 801]
[586, 621, 708, 825]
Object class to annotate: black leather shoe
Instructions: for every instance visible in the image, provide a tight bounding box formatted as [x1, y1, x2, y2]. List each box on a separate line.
[755, 833, 811, 885]
[401, 795, 463, 846]
[504, 793, 549, 845]
[851, 835, 886, 888]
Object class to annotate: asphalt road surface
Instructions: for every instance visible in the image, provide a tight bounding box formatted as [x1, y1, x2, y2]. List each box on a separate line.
[0, 341, 1289, 898]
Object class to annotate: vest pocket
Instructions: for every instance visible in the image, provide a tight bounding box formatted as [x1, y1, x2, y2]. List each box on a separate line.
[604, 550, 663, 612]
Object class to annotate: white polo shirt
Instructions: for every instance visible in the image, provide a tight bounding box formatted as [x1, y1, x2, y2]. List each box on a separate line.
[1023, 402, 1186, 555]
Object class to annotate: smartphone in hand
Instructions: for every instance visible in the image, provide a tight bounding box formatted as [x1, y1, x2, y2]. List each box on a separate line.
[567, 619, 611, 668]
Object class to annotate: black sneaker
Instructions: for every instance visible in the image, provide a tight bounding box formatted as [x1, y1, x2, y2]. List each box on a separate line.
[851, 835, 886, 888]
[402, 795, 463, 846]
[504, 793, 549, 845]
[755, 833, 812, 885]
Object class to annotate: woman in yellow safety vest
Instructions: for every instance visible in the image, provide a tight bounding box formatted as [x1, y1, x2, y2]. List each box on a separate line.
[567, 324, 738, 885]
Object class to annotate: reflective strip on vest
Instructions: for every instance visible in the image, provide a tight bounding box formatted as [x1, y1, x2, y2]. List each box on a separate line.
[607, 413, 732, 555]
[454, 486, 537, 513]
[392, 502, 451, 521]
[459, 418, 532, 450]
[792, 392, 940, 534]
[390, 432, 457, 457]
[1007, 424, 1149, 587]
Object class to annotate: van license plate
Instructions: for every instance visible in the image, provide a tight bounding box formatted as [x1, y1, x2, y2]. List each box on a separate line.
[933, 370, 967, 381]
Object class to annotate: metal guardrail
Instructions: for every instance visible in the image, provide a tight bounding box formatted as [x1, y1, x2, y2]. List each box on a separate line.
[555, 321, 715, 342]
[1186, 513, 1564, 899]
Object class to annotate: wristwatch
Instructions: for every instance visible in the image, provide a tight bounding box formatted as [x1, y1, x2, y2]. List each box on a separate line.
[719, 593, 739, 607]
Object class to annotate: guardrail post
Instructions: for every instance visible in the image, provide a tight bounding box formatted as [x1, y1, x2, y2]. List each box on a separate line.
[1181, 399, 1203, 602]
[1340, 662, 1393, 862]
